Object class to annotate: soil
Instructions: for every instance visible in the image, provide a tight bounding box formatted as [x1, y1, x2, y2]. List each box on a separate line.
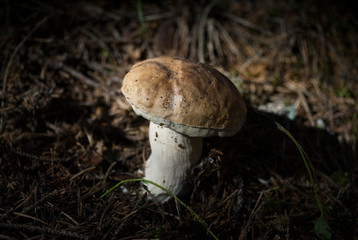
[1, 0, 357, 239]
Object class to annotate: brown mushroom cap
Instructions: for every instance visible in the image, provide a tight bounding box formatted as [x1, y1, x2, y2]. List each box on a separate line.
[121, 56, 246, 137]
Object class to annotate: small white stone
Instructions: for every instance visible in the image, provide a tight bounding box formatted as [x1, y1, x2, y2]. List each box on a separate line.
[315, 118, 326, 129]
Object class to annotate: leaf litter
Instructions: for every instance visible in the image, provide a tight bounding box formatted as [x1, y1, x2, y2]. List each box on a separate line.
[1, 0, 357, 239]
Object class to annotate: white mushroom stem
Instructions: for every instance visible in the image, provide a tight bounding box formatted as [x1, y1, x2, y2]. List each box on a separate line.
[144, 121, 203, 202]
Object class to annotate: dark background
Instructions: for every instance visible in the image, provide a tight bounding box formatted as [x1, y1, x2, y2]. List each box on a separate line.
[1, 0, 357, 239]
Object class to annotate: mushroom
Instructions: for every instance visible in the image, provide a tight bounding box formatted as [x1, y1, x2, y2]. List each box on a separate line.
[121, 56, 246, 201]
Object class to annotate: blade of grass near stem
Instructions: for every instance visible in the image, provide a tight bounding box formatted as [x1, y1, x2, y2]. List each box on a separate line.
[101, 178, 219, 240]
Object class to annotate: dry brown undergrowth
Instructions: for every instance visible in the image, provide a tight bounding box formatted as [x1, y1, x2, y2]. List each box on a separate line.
[1, 0, 357, 239]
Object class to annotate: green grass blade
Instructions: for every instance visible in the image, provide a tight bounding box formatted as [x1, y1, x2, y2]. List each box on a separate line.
[136, 0, 146, 33]
[275, 121, 331, 239]
[101, 178, 219, 240]
[275, 121, 323, 213]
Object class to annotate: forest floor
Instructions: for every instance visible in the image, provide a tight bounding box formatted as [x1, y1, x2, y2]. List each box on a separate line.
[1, 0, 357, 239]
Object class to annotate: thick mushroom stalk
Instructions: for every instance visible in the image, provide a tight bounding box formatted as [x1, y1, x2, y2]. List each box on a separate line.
[144, 122, 203, 202]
